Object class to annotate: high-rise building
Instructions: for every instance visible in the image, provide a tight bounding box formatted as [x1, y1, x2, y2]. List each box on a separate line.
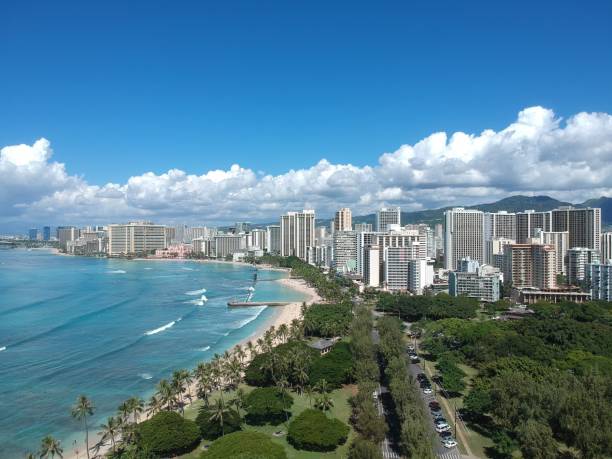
[602, 232, 612, 263]
[314, 226, 328, 245]
[56, 226, 80, 250]
[532, 230, 569, 275]
[354, 223, 373, 233]
[185, 227, 216, 243]
[42, 226, 51, 241]
[376, 207, 401, 232]
[363, 245, 381, 288]
[503, 243, 557, 290]
[516, 210, 552, 243]
[384, 246, 413, 291]
[333, 231, 358, 273]
[107, 222, 166, 256]
[235, 222, 251, 233]
[214, 234, 244, 258]
[407, 258, 434, 294]
[567, 247, 601, 285]
[28, 228, 38, 240]
[586, 263, 612, 301]
[249, 228, 267, 250]
[550, 207, 601, 253]
[280, 210, 315, 260]
[459, 257, 480, 273]
[444, 208, 484, 270]
[356, 231, 383, 277]
[333, 208, 352, 232]
[484, 211, 516, 262]
[266, 225, 281, 254]
[486, 237, 515, 269]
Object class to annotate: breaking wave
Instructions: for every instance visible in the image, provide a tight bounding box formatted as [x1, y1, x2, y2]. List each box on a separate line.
[186, 288, 207, 296]
[145, 317, 181, 336]
[108, 269, 127, 274]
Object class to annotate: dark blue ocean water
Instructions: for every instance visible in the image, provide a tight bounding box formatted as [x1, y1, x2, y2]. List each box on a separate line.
[0, 249, 306, 458]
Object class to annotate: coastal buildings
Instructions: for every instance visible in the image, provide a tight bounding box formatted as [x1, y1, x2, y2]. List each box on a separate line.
[532, 230, 569, 275]
[586, 263, 612, 301]
[384, 246, 412, 291]
[567, 247, 601, 285]
[57, 226, 80, 251]
[407, 258, 434, 294]
[376, 207, 401, 232]
[333, 208, 352, 232]
[249, 228, 267, 250]
[551, 207, 601, 252]
[444, 208, 484, 270]
[214, 234, 244, 258]
[280, 210, 315, 260]
[516, 210, 551, 243]
[107, 222, 166, 256]
[43, 226, 51, 241]
[266, 225, 281, 254]
[28, 228, 38, 240]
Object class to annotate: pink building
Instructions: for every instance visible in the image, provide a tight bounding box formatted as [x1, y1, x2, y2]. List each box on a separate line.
[154, 243, 192, 259]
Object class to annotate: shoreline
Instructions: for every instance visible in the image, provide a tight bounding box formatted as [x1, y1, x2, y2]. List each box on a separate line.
[61, 265, 320, 459]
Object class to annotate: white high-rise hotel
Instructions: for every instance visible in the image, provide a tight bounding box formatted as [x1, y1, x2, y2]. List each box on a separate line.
[444, 208, 484, 271]
[280, 210, 315, 260]
[334, 208, 352, 232]
[376, 207, 401, 232]
[108, 222, 167, 256]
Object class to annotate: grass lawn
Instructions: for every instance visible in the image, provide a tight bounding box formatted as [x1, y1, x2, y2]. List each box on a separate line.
[180, 384, 355, 459]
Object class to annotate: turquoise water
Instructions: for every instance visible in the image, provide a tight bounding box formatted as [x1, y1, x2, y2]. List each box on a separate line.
[0, 249, 306, 458]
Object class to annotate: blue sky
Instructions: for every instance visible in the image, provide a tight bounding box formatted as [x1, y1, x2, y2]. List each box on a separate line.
[2, 1, 612, 230]
[2, 0, 611, 185]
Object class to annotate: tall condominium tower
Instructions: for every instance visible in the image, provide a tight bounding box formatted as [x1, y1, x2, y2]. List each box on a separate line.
[550, 207, 601, 253]
[333, 208, 352, 232]
[280, 210, 315, 260]
[516, 210, 552, 243]
[602, 232, 612, 263]
[376, 207, 401, 232]
[567, 247, 601, 284]
[503, 243, 557, 290]
[444, 208, 484, 270]
[266, 225, 281, 254]
[332, 230, 358, 273]
[533, 230, 569, 275]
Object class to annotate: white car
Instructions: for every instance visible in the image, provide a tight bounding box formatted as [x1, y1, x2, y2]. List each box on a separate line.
[435, 424, 451, 433]
[423, 387, 433, 394]
[442, 438, 457, 448]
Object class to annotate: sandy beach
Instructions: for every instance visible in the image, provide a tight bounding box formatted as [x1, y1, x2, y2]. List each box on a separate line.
[63, 266, 320, 459]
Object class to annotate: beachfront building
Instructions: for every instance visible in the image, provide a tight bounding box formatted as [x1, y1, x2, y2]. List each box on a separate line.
[214, 234, 244, 258]
[376, 207, 401, 232]
[266, 225, 281, 254]
[154, 243, 192, 258]
[249, 228, 267, 250]
[280, 210, 315, 260]
[108, 222, 167, 256]
[57, 226, 80, 250]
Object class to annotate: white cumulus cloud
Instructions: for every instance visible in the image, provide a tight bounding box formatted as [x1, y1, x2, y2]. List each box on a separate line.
[2, 106, 612, 229]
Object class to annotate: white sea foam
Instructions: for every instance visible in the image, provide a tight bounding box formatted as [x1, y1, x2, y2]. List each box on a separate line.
[248, 286, 255, 291]
[108, 269, 127, 274]
[181, 267, 194, 271]
[139, 372, 153, 380]
[0, 346, 6, 352]
[234, 306, 267, 329]
[199, 346, 211, 352]
[223, 331, 230, 336]
[186, 288, 207, 295]
[145, 318, 180, 336]
[144, 267, 153, 270]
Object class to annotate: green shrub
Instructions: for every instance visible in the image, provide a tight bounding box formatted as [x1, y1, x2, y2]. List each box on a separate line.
[137, 411, 200, 456]
[202, 431, 287, 459]
[309, 341, 353, 388]
[195, 406, 242, 440]
[287, 409, 349, 451]
[244, 341, 318, 387]
[245, 387, 293, 425]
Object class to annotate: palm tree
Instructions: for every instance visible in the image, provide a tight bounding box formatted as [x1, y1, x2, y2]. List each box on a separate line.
[304, 385, 314, 408]
[209, 397, 229, 437]
[71, 395, 94, 459]
[171, 370, 188, 414]
[315, 392, 334, 412]
[117, 400, 131, 424]
[146, 394, 163, 416]
[196, 374, 214, 407]
[276, 377, 291, 423]
[25, 453, 36, 459]
[256, 337, 266, 354]
[277, 323, 289, 343]
[39, 435, 63, 459]
[225, 357, 243, 389]
[245, 340, 256, 358]
[156, 379, 175, 411]
[127, 396, 145, 423]
[315, 378, 330, 395]
[98, 416, 119, 454]
[233, 344, 247, 368]
[292, 360, 309, 394]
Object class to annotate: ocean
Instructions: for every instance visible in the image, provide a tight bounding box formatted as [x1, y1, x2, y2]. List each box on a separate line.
[0, 249, 307, 458]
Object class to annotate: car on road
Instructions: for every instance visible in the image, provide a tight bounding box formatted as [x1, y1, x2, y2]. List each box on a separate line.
[433, 414, 446, 423]
[428, 401, 440, 409]
[442, 438, 458, 448]
[372, 390, 378, 400]
[423, 387, 433, 394]
[439, 431, 453, 439]
[435, 423, 451, 433]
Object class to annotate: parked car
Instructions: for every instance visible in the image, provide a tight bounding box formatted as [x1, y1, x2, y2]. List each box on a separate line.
[434, 419, 448, 427]
[433, 415, 446, 423]
[410, 356, 421, 363]
[442, 438, 457, 448]
[423, 387, 433, 394]
[435, 424, 451, 433]
[428, 401, 440, 409]
[417, 373, 427, 381]
[372, 390, 378, 400]
[439, 431, 453, 439]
